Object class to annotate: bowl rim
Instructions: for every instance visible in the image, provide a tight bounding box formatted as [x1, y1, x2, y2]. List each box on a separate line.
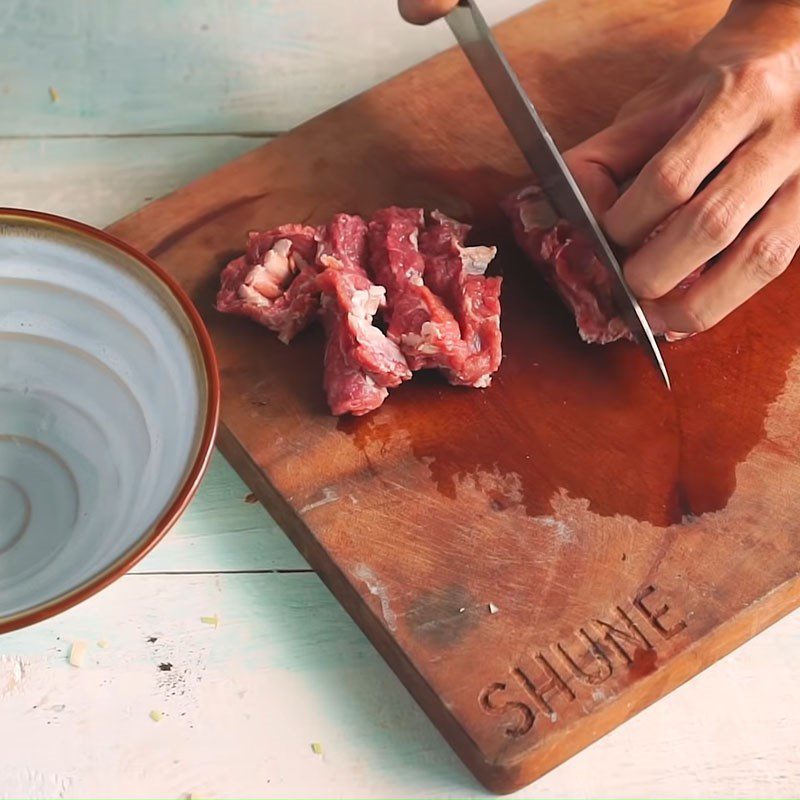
[0, 207, 220, 634]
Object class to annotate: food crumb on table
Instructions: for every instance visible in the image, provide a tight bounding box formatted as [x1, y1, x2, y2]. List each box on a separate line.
[200, 614, 220, 628]
[68, 640, 87, 667]
[149, 710, 164, 722]
[311, 742, 324, 755]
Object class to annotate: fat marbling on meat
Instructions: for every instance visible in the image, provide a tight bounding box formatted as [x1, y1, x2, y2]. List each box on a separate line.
[215, 224, 320, 344]
[316, 214, 411, 416]
[419, 211, 502, 387]
[503, 186, 630, 344]
[368, 206, 489, 379]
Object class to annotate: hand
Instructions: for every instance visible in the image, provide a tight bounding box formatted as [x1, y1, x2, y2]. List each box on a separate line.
[565, 0, 800, 336]
[398, 0, 458, 24]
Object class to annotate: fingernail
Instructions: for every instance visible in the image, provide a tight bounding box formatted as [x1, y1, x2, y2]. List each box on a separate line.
[665, 330, 695, 342]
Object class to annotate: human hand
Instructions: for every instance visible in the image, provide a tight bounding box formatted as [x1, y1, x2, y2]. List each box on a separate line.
[398, 0, 458, 25]
[565, 0, 800, 336]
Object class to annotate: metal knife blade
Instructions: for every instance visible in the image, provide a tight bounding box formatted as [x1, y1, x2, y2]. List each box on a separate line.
[446, 0, 670, 389]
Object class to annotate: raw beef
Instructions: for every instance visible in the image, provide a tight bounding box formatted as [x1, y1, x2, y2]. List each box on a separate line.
[366, 207, 426, 292]
[316, 214, 411, 416]
[320, 305, 388, 416]
[217, 207, 504, 417]
[367, 207, 468, 373]
[503, 184, 706, 344]
[216, 224, 319, 344]
[503, 185, 629, 344]
[420, 211, 502, 388]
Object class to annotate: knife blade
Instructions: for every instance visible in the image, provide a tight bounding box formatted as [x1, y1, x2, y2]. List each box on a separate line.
[445, 0, 671, 389]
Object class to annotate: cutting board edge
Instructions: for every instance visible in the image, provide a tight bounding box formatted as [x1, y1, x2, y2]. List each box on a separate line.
[218, 422, 800, 794]
[483, 569, 800, 792]
[214, 424, 516, 789]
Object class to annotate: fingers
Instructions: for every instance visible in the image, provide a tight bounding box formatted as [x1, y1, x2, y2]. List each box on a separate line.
[398, 0, 458, 24]
[623, 135, 792, 300]
[563, 155, 620, 218]
[644, 175, 800, 335]
[605, 88, 760, 249]
[563, 96, 700, 216]
[568, 95, 701, 186]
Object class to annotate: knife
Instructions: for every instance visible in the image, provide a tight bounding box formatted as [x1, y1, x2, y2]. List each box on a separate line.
[445, 0, 671, 389]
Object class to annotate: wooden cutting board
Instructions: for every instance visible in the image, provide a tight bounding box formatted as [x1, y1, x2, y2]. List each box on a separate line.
[108, 0, 800, 791]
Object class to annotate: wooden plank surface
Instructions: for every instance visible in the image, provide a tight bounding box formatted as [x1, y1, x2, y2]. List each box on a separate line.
[102, 0, 800, 791]
[0, 0, 528, 136]
[3, 572, 800, 800]
[1, 136, 268, 227]
[4, 0, 800, 796]
[134, 453, 309, 574]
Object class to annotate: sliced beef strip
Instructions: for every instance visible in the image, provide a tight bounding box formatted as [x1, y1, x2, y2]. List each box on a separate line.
[320, 292, 389, 417]
[366, 206, 426, 294]
[503, 185, 629, 344]
[216, 224, 320, 344]
[503, 184, 706, 344]
[367, 207, 468, 373]
[320, 270, 411, 389]
[316, 213, 369, 274]
[420, 211, 502, 388]
[316, 214, 411, 416]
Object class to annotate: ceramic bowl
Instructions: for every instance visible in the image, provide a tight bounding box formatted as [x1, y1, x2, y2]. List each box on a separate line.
[0, 209, 219, 633]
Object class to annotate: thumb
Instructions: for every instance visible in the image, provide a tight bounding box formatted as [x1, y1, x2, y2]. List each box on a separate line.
[398, 0, 459, 24]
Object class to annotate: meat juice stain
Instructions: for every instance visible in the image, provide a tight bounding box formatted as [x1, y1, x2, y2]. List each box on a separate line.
[337, 172, 800, 528]
[671, 403, 695, 522]
[628, 646, 658, 681]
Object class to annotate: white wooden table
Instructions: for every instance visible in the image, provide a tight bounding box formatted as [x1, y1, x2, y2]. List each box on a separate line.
[2, 2, 800, 797]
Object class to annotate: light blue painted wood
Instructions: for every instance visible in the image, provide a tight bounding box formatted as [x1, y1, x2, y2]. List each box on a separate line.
[2, 135, 268, 226]
[3, 571, 800, 798]
[0, 572, 479, 799]
[0, 0, 533, 136]
[134, 450, 310, 573]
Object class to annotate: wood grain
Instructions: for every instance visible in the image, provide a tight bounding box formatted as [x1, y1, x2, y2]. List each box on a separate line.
[133, 451, 309, 574]
[103, 0, 800, 791]
[0, 135, 268, 226]
[0, 572, 461, 800]
[4, 570, 800, 799]
[0, 0, 531, 136]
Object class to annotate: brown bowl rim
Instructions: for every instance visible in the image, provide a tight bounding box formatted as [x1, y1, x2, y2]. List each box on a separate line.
[0, 208, 220, 634]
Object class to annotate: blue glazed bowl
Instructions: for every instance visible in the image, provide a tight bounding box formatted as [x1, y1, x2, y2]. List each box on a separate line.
[0, 209, 219, 632]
